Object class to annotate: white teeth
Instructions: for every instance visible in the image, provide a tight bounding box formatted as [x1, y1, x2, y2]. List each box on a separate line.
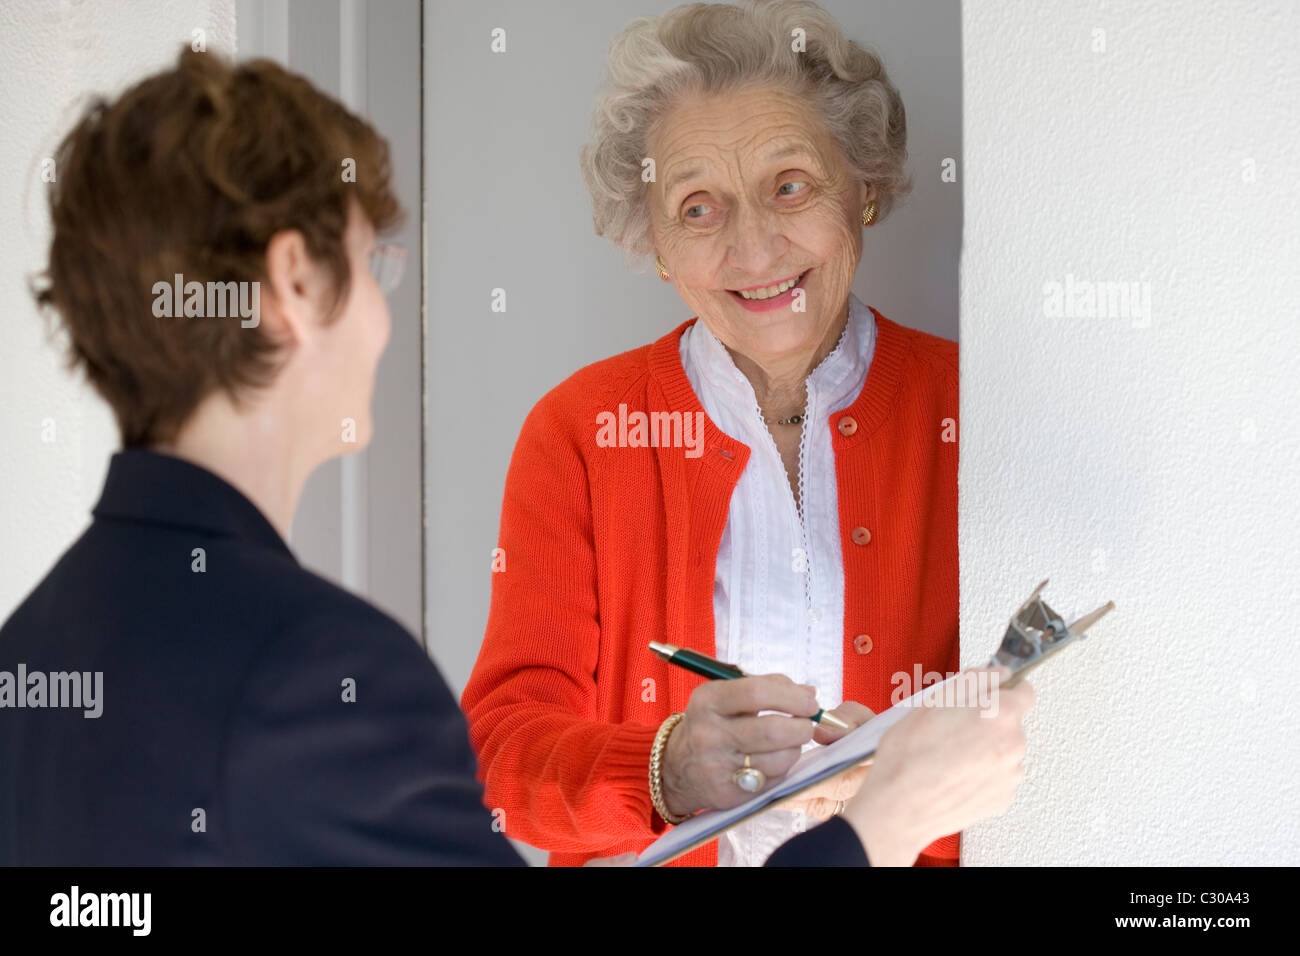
[737, 274, 801, 299]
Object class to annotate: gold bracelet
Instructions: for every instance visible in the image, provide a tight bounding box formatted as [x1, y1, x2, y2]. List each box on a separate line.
[649, 712, 691, 825]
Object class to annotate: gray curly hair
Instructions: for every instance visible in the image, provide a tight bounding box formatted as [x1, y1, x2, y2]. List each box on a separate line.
[579, 0, 911, 258]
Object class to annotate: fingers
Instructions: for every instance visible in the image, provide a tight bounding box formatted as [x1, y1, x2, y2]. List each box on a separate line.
[826, 764, 872, 800]
[702, 674, 820, 719]
[801, 795, 839, 821]
[583, 852, 639, 867]
[1000, 678, 1036, 718]
[745, 746, 805, 783]
[812, 700, 874, 745]
[797, 769, 871, 821]
[796, 767, 871, 812]
[701, 746, 805, 810]
[726, 713, 817, 754]
[979, 667, 1035, 718]
[679, 707, 814, 762]
[836, 700, 875, 723]
[676, 677, 829, 814]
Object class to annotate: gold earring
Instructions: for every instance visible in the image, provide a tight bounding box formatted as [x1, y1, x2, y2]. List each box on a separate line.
[861, 201, 878, 227]
[655, 254, 671, 281]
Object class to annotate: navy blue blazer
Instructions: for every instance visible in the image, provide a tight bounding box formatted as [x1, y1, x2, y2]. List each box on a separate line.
[0, 449, 867, 866]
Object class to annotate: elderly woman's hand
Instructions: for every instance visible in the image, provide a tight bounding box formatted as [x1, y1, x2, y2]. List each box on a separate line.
[660, 674, 823, 817]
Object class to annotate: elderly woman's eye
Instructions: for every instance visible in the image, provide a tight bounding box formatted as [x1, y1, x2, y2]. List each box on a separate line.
[778, 180, 808, 196]
[685, 203, 712, 219]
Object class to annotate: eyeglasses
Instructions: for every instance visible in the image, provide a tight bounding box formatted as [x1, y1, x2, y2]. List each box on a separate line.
[369, 241, 407, 294]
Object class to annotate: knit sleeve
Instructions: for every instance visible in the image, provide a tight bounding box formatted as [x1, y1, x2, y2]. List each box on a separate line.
[459, 386, 665, 854]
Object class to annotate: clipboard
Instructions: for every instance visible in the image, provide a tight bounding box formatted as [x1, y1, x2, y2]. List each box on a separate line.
[634, 579, 1114, 867]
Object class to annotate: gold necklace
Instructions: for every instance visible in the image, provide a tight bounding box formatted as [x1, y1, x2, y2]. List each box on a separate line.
[762, 411, 805, 426]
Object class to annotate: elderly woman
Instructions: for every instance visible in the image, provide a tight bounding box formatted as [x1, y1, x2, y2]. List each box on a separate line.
[461, 0, 961, 866]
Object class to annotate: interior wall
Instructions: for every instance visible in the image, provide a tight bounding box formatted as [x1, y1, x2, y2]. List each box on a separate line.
[0, 0, 236, 619]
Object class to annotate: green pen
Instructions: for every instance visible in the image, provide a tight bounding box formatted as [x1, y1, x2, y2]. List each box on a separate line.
[648, 641, 851, 730]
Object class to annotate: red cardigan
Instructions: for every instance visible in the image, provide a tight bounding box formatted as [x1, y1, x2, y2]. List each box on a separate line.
[461, 308, 960, 866]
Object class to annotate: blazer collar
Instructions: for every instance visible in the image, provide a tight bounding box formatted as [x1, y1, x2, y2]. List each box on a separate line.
[92, 448, 294, 559]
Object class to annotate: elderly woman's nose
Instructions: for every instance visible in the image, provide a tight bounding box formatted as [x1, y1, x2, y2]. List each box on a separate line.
[726, 205, 789, 274]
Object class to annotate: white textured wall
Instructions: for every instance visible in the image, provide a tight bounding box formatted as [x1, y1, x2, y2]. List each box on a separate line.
[961, 0, 1299, 864]
[0, 1, 235, 616]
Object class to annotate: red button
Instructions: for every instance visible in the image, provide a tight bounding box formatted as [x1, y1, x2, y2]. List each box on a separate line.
[853, 634, 873, 654]
[851, 526, 871, 546]
[837, 416, 858, 437]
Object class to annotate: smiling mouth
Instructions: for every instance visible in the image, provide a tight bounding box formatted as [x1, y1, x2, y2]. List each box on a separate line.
[728, 270, 809, 301]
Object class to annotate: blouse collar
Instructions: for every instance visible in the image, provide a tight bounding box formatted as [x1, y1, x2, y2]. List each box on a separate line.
[680, 292, 877, 419]
[646, 299, 908, 470]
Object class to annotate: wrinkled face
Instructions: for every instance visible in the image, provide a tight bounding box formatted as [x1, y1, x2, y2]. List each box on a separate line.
[647, 85, 869, 365]
[312, 200, 391, 452]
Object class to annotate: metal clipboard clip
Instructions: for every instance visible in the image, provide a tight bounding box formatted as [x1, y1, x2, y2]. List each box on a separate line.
[988, 579, 1115, 688]
[850, 580, 1113, 770]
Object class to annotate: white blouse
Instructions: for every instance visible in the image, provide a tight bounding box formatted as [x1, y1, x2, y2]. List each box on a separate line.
[679, 293, 877, 867]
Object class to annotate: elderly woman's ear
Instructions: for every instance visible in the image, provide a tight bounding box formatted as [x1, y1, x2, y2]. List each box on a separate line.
[862, 182, 878, 220]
